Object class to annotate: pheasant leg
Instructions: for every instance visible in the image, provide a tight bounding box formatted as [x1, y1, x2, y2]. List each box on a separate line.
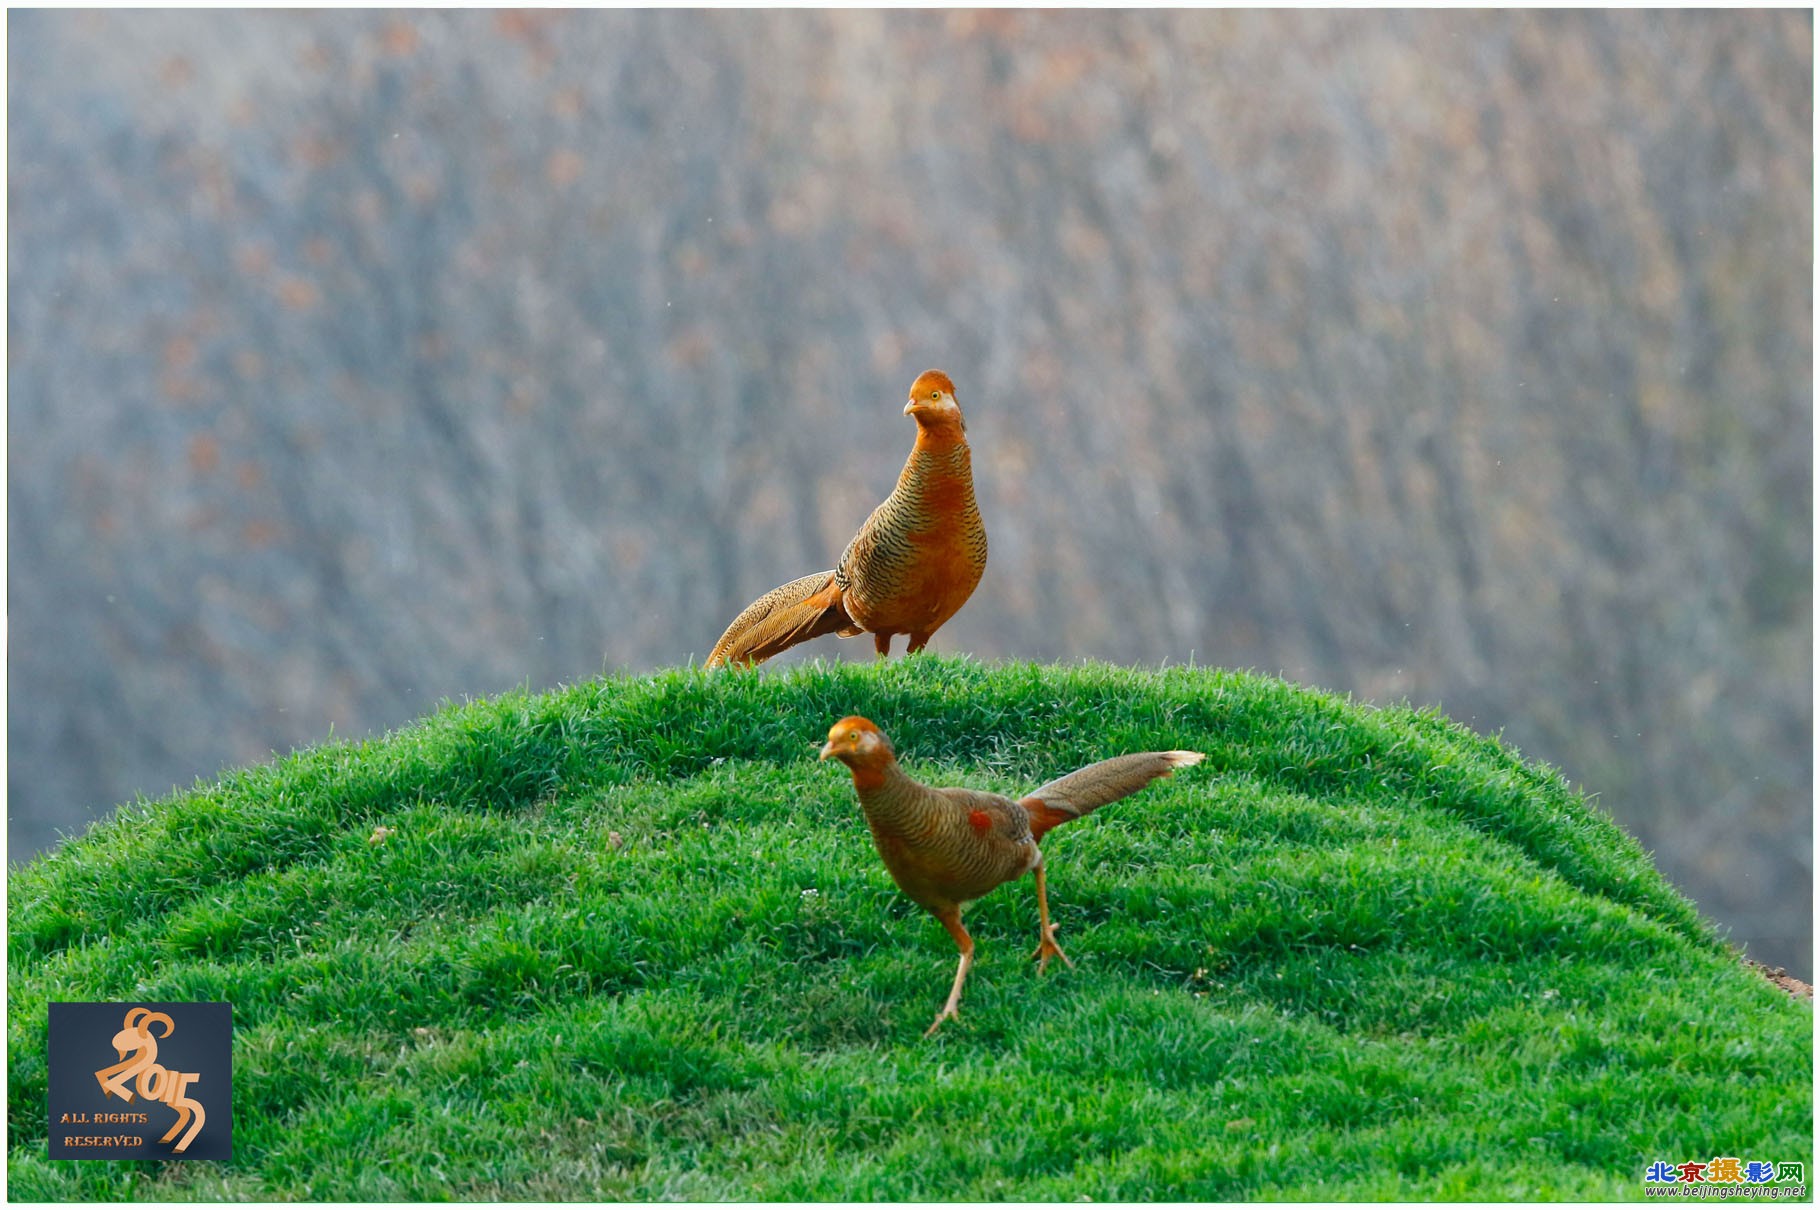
[926, 908, 975, 1036]
[1030, 857, 1075, 973]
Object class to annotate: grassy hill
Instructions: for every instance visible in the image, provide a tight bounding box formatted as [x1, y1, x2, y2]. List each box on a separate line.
[7, 657, 1810, 1200]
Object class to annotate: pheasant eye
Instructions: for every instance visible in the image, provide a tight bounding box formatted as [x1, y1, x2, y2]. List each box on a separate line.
[849, 731, 860, 742]
[930, 390, 941, 400]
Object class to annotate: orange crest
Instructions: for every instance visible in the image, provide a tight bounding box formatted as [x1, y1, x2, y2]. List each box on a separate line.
[907, 369, 957, 400]
[828, 715, 883, 741]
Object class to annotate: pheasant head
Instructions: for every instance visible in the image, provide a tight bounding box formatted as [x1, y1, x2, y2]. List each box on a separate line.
[819, 715, 898, 787]
[903, 369, 964, 431]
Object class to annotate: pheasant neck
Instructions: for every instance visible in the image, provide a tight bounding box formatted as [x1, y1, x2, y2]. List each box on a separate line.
[898, 421, 976, 518]
[912, 414, 968, 449]
[851, 761, 932, 833]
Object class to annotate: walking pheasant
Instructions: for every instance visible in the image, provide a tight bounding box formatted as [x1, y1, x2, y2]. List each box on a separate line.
[705, 370, 986, 668]
[819, 715, 1205, 1036]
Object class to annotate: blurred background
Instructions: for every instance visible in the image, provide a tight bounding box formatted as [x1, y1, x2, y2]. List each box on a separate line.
[8, 10, 1810, 975]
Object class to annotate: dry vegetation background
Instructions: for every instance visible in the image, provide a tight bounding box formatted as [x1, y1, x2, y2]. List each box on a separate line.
[8, 10, 1811, 974]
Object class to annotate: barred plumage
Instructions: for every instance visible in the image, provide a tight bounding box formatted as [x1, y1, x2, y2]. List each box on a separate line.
[819, 715, 1206, 1035]
[705, 370, 986, 668]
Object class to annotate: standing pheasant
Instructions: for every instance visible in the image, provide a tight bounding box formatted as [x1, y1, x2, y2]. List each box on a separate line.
[819, 715, 1205, 1035]
[705, 370, 986, 668]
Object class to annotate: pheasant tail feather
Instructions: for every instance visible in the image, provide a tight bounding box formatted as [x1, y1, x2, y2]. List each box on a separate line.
[1020, 750, 1205, 841]
[705, 571, 853, 667]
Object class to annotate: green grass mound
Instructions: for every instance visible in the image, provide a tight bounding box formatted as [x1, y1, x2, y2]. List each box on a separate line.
[8, 658, 1810, 1199]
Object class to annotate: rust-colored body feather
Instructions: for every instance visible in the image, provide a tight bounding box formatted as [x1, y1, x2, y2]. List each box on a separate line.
[819, 715, 1205, 1034]
[705, 372, 986, 668]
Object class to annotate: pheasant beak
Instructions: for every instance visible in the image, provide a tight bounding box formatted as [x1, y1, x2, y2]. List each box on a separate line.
[902, 397, 916, 416]
[818, 739, 838, 761]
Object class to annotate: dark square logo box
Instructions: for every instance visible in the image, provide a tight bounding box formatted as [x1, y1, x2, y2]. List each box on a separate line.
[47, 1002, 231, 1161]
